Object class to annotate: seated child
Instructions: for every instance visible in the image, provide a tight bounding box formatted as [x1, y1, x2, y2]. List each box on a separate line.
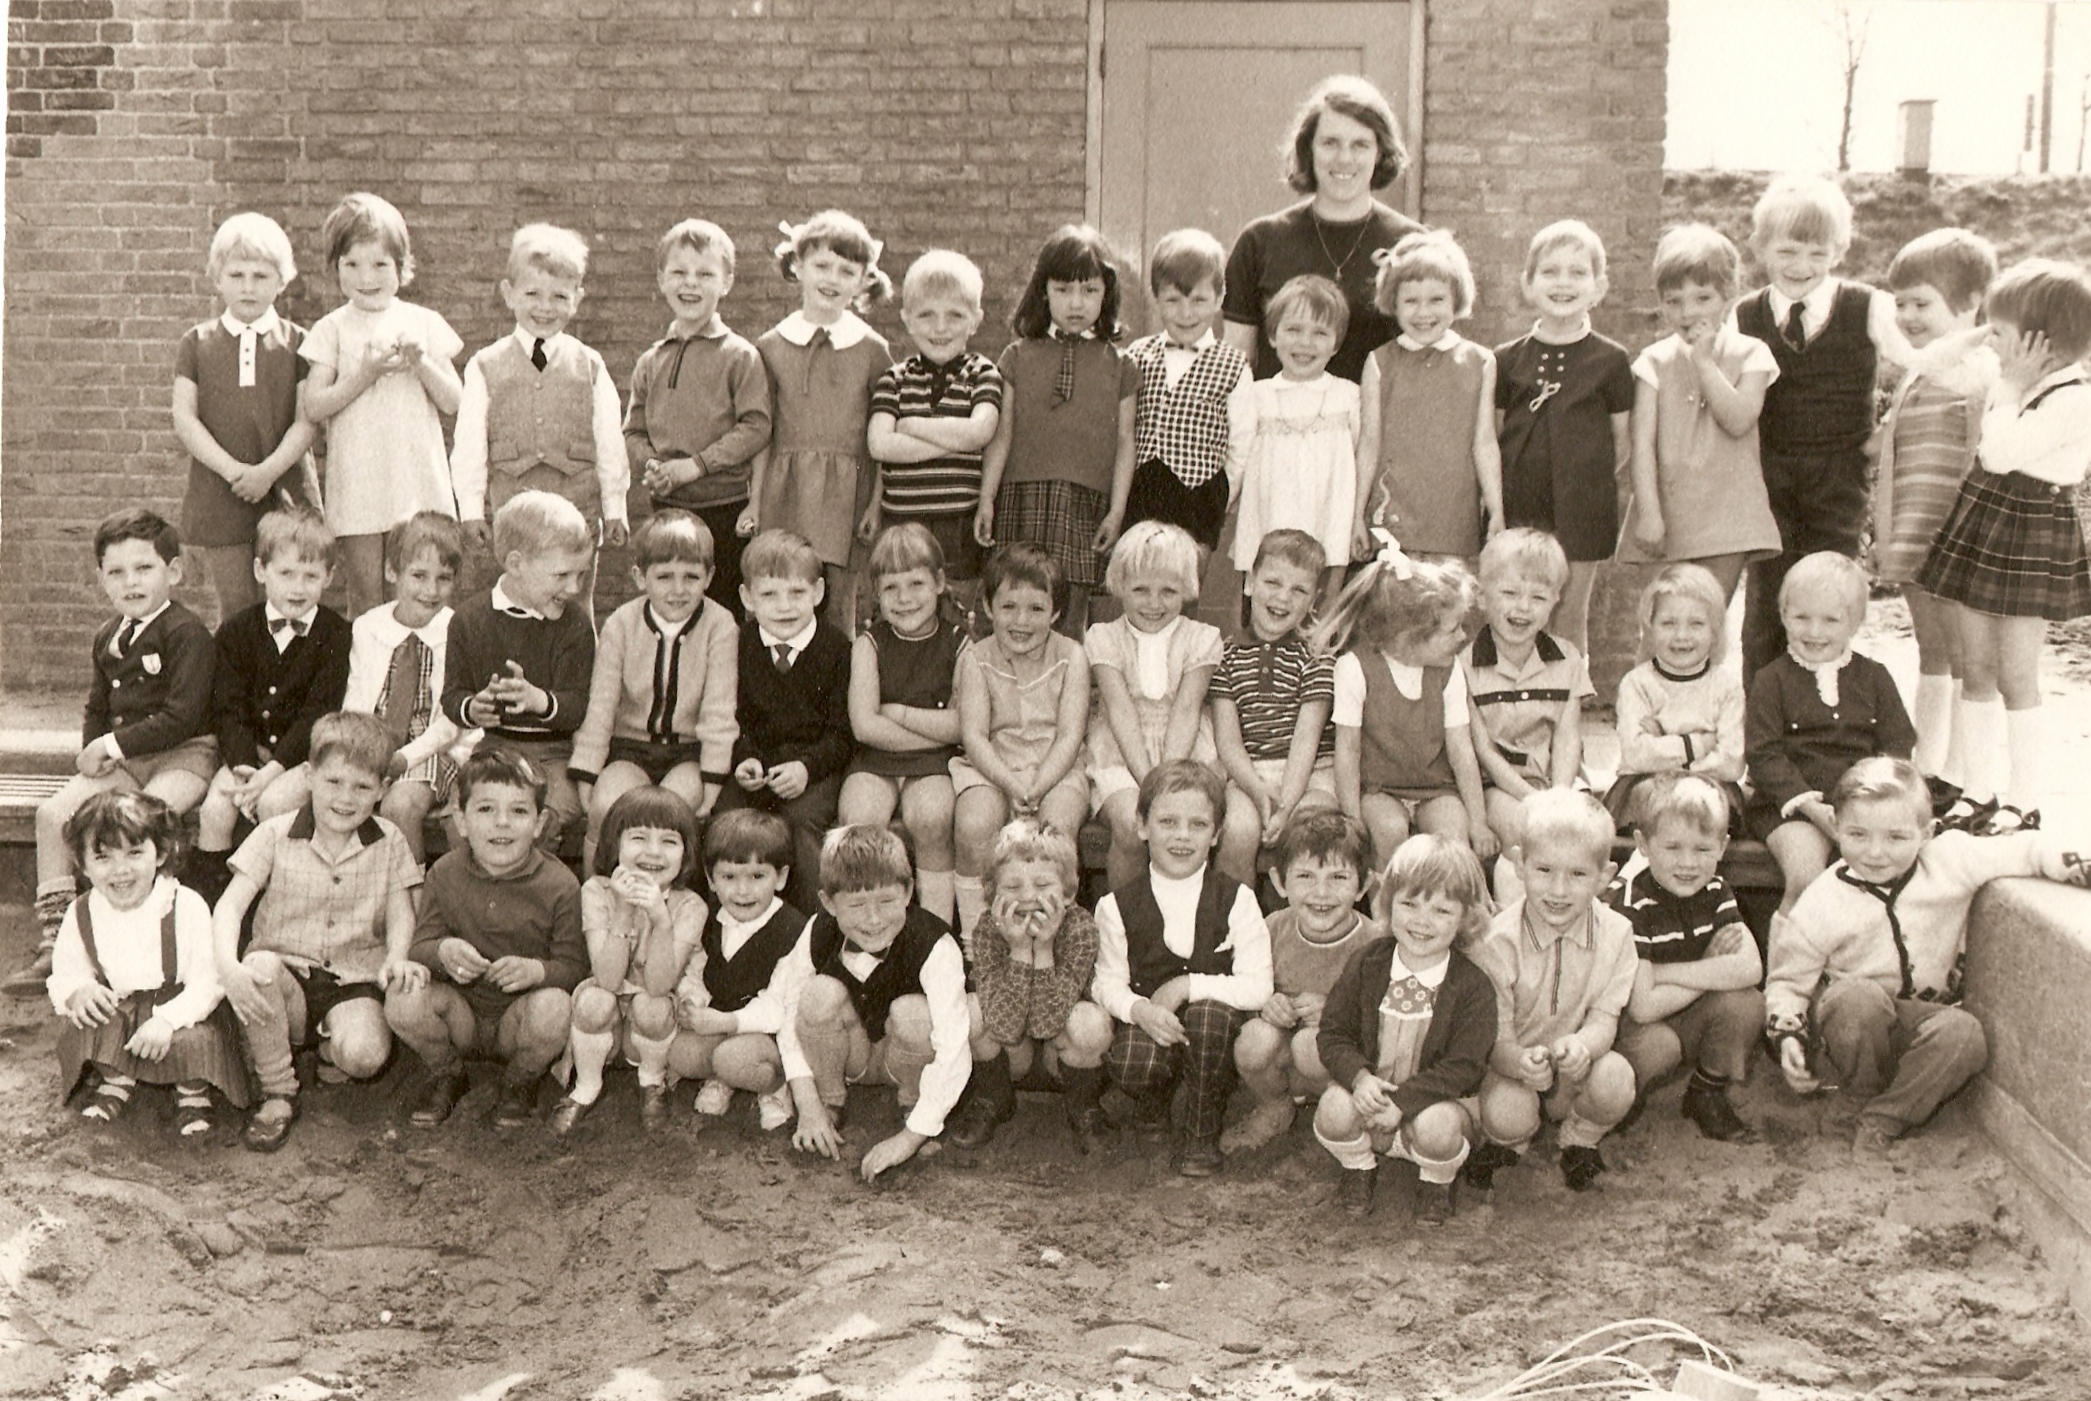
[1746, 551, 1916, 912]
[1766, 757, 2090, 1155]
[947, 819, 1113, 1151]
[720, 528, 854, 914]
[669, 809, 807, 1131]
[1313, 834, 1498, 1224]
[777, 825, 972, 1184]
[838, 522, 967, 924]
[1605, 773, 1762, 1142]
[47, 791, 250, 1136]
[1464, 788, 1639, 1193]
[1086, 520, 1224, 891]
[193, 508, 353, 897]
[951, 543, 1092, 938]
[1463, 528, 1593, 858]
[569, 508, 739, 869]
[1225, 809, 1378, 1156]
[550, 785, 705, 1136]
[1320, 533, 1493, 870]
[213, 712, 424, 1152]
[1092, 760, 1274, 1178]
[1211, 528, 1339, 886]
[387, 747, 585, 1130]
[866, 250, 1004, 599]
[19, 509, 218, 996]
[1607, 562, 1746, 834]
[443, 490, 598, 855]
[340, 511, 469, 864]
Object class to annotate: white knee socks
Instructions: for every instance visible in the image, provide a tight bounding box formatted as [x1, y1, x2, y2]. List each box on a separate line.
[1912, 674, 1954, 778]
[916, 868, 956, 926]
[953, 876, 986, 951]
[567, 1026, 616, 1106]
[628, 1029, 675, 1091]
[2006, 706, 2045, 812]
[1315, 1125, 1379, 1172]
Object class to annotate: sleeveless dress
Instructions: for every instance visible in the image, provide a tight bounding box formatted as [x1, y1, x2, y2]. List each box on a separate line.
[1874, 371, 1986, 586]
[1366, 335, 1491, 558]
[848, 610, 967, 779]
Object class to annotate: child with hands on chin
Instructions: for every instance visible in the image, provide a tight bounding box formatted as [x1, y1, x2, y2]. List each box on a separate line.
[946, 819, 1113, 1152]
[775, 825, 972, 1184]
[1313, 834, 1499, 1223]
[212, 713, 423, 1153]
[1224, 809, 1378, 1157]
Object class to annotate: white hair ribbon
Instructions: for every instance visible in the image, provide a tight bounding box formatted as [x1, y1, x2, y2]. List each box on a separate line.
[1370, 527, 1415, 581]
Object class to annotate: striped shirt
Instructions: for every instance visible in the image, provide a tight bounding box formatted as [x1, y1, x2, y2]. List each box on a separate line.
[1604, 851, 1740, 965]
[870, 351, 1004, 516]
[1210, 632, 1335, 761]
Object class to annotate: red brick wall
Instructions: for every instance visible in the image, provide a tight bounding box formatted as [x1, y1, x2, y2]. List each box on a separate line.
[3, 0, 1667, 693]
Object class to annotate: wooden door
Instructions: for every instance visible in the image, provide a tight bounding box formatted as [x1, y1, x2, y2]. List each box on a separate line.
[1092, 0, 1423, 336]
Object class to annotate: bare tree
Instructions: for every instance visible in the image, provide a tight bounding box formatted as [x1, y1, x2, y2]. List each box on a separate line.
[2078, 71, 2090, 173]
[1827, 2, 1872, 172]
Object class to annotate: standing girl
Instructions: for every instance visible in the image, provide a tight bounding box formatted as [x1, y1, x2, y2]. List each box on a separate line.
[951, 544, 1093, 938]
[1229, 274, 1361, 599]
[1355, 230, 1501, 562]
[1494, 220, 1636, 655]
[975, 225, 1138, 636]
[47, 791, 250, 1136]
[1085, 521, 1225, 889]
[1918, 260, 2091, 835]
[748, 210, 894, 628]
[550, 786, 706, 1136]
[839, 523, 967, 926]
[1318, 533, 1493, 870]
[299, 192, 464, 618]
[1606, 563, 1746, 832]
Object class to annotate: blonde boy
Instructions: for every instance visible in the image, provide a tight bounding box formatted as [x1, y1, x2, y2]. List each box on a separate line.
[1465, 788, 1639, 1193]
[451, 223, 631, 599]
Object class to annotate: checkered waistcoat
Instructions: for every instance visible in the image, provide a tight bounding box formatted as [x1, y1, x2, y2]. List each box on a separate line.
[1128, 334, 1246, 488]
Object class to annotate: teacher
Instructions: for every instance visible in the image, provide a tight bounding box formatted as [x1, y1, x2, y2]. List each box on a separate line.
[1221, 75, 1420, 383]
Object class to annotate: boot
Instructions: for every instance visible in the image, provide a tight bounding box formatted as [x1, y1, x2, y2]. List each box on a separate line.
[5, 889, 74, 997]
[948, 1050, 1015, 1149]
[1062, 1064, 1111, 1153]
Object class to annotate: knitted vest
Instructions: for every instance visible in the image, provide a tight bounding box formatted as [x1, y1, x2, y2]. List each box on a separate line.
[699, 903, 807, 1014]
[482, 337, 602, 513]
[1359, 655, 1455, 796]
[1129, 335, 1246, 487]
[1116, 869, 1239, 999]
[808, 906, 949, 1035]
[1736, 284, 1876, 455]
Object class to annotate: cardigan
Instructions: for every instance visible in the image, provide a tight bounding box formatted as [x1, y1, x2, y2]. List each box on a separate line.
[731, 617, 852, 783]
[441, 589, 595, 741]
[1745, 653, 1915, 819]
[569, 596, 739, 784]
[1316, 939, 1498, 1117]
[85, 602, 217, 759]
[210, 603, 353, 769]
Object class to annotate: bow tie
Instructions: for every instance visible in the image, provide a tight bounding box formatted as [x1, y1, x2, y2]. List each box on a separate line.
[269, 615, 310, 637]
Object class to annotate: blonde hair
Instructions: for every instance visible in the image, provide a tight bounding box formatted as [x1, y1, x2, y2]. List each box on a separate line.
[658, 218, 736, 276]
[492, 490, 592, 560]
[1830, 756, 1932, 823]
[819, 824, 913, 895]
[1477, 528, 1568, 593]
[987, 819, 1079, 900]
[1632, 771, 1731, 838]
[1637, 562, 1729, 668]
[1518, 788, 1614, 866]
[1372, 228, 1475, 319]
[1524, 220, 1608, 282]
[1265, 273, 1349, 343]
[1779, 551, 1869, 622]
[740, 528, 823, 585]
[1373, 834, 1493, 946]
[1750, 174, 1853, 252]
[1312, 549, 1474, 658]
[1103, 520, 1202, 603]
[775, 210, 892, 307]
[902, 249, 984, 310]
[208, 212, 296, 284]
[507, 222, 589, 282]
[868, 521, 946, 582]
[253, 508, 337, 569]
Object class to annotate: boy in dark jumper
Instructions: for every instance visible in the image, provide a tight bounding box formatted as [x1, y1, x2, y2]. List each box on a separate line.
[443, 490, 597, 855]
[719, 529, 853, 913]
[1092, 759, 1274, 1178]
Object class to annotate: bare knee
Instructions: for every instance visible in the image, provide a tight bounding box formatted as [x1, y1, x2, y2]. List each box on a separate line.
[1480, 1077, 1540, 1144]
[711, 1033, 782, 1090]
[571, 984, 620, 1035]
[515, 989, 574, 1050]
[627, 991, 676, 1041]
[1058, 1001, 1113, 1065]
[796, 975, 856, 1032]
[1408, 1100, 1470, 1160]
[324, 1002, 392, 1079]
[884, 994, 932, 1056]
[1314, 1084, 1363, 1140]
[1233, 1017, 1285, 1075]
[1584, 1052, 1638, 1118]
[1289, 1026, 1328, 1088]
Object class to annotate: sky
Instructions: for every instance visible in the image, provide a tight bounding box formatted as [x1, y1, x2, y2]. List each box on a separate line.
[1668, 0, 2091, 173]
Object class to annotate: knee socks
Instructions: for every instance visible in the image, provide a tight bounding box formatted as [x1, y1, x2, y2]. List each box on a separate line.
[1315, 1125, 1380, 1172]
[628, 1029, 675, 1091]
[567, 1025, 617, 1106]
[953, 876, 986, 952]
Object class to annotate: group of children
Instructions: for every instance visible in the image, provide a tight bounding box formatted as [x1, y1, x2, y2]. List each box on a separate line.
[17, 166, 2091, 1211]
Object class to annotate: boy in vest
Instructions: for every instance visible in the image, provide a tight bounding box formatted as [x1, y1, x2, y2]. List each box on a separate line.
[776, 825, 970, 1184]
[1734, 175, 1910, 681]
[1092, 759, 1275, 1177]
[1119, 229, 1252, 555]
[451, 223, 630, 608]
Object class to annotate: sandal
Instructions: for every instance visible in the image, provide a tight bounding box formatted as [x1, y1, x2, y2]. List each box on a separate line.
[80, 1080, 132, 1123]
[175, 1085, 215, 1138]
[1938, 796, 1996, 833]
[1978, 804, 2040, 837]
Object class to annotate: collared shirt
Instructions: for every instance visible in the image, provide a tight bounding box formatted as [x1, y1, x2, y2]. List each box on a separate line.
[343, 601, 465, 772]
[1462, 625, 1593, 782]
[757, 617, 818, 669]
[264, 602, 319, 654]
[1753, 279, 1908, 365]
[1978, 365, 2091, 487]
[1091, 866, 1275, 1022]
[46, 878, 221, 1030]
[1210, 631, 1336, 761]
[1159, 328, 1218, 389]
[1467, 895, 1638, 1063]
[1604, 851, 1742, 965]
[231, 807, 423, 982]
[111, 601, 171, 656]
[773, 309, 876, 350]
[451, 327, 629, 524]
[675, 898, 794, 1036]
[491, 582, 544, 621]
[409, 844, 588, 991]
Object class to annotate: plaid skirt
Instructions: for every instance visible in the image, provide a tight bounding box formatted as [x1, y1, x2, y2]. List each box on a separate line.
[996, 479, 1109, 587]
[1918, 469, 2091, 621]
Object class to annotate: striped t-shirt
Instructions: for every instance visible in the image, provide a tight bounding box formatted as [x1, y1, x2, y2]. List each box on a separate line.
[870, 351, 1004, 516]
[1604, 851, 1741, 964]
[1209, 632, 1336, 761]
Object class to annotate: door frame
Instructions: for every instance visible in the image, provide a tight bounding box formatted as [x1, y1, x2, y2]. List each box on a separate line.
[1082, 0, 1428, 229]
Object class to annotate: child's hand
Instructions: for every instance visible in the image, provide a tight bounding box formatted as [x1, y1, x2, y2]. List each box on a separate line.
[380, 957, 428, 996]
[1260, 992, 1299, 1030]
[734, 757, 767, 791]
[735, 503, 760, 538]
[1681, 315, 1720, 354]
[1259, 798, 1295, 849]
[1550, 1036, 1591, 1080]
[766, 760, 810, 800]
[2060, 852, 2091, 887]
[1291, 991, 1326, 1027]
[486, 660, 546, 716]
[76, 737, 118, 779]
[226, 460, 277, 505]
[973, 500, 996, 549]
[1776, 1033, 1819, 1095]
[126, 1017, 174, 1061]
[463, 686, 505, 729]
[609, 864, 664, 913]
[64, 982, 119, 1028]
[485, 956, 546, 993]
[1708, 925, 1750, 958]
[1131, 998, 1186, 1047]
[360, 337, 406, 379]
[856, 500, 881, 545]
[221, 961, 275, 1026]
[859, 1128, 927, 1184]
[1801, 799, 1838, 840]
[462, 519, 493, 556]
[1350, 1071, 1400, 1127]
[437, 937, 491, 984]
[1092, 510, 1124, 555]
[791, 1085, 844, 1159]
[1995, 326, 2055, 396]
[1632, 504, 1665, 554]
[643, 457, 700, 495]
[1469, 811, 1501, 862]
[603, 519, 630, 549]
[1148, 975, 1191, 1014]
[1517, 1044, 1554, 1092]
[394, 334, 426, 368]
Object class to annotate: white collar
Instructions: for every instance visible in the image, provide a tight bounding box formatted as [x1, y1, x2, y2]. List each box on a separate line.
[1151, 863, 1209, 895]
[1161, 329, 1216, 353]
[379, 601, 451, 646]
[1396, 330, 1454, 352]
[1529, 317, 1592, 345]
[1128, 615, 1183, 697]
[719, 896, 784, 940]
[490, 582, 544, 620]
[758, 618, 819, 653]
[220, 307, 282, 338]
[510, 326, 568, 354]
[1389, 950, 1450, 988]
[120, 601, 172, 635]
[645, 602, 694, 637]
[265, 601, 319, 631]
[1380, 651, 1425, 701]
[776, 310, 873, 350]
[1789, 646, 1854, 707]
[2021, 363, 2091, 405]
[1769, 279, 1837, 324]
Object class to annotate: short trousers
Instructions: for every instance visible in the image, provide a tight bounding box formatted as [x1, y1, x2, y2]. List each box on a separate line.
[606, 736, 706, 785]
[1245, 754, 1338, 798]
[122, 733, 219, 786]
[286, 963, 383, 1049]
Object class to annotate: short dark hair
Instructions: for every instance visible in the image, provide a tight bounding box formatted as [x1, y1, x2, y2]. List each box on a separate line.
[704, 808, 794, 873]
[66, 790, 184, 873]
[1987, 258, 2091, 364]
[1135, 758, 1224, 823]
[457, 746, 547, 810]
[980, 542, 1067, 617]
[1148, 228, 1225, 298]
[94, 508, 182, 566]
[592, 785, 700, 886]
[1886, 228, 1998, 315]
[1284, 74, 1408, 195]
[1271, 808, 1370, 878]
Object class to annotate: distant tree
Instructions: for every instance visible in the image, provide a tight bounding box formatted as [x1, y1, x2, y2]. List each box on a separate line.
[1828, 2, 1872, 172]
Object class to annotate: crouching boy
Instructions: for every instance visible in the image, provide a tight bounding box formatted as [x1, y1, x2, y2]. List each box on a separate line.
[1465, 788, 1640, 1192]
[778, 824, 971, 1183]
[1313, 835, 1498, 1223]
[1766, 757, 2090, 1155]
[387, 747, 585, 1130]
[1092, 759, 1274, 1178]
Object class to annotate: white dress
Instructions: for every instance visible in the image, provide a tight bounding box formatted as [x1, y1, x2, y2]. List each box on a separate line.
[1230, 371, 1361, 573]
[300, 301, 464, 536]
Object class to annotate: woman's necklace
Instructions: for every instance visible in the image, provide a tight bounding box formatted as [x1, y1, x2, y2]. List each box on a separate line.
[1313, 211, 1371, 280]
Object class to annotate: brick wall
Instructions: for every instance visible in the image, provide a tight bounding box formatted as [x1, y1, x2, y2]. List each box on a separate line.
[3, 0, 1667, 694]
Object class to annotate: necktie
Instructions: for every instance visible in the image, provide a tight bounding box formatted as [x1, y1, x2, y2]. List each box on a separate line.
[531, 337, 548, 372]
[378, 633, 429, 747]
[772, 641, 794, 674]
[1782, 300, 1808, 351]
[114, 619, 141, 657]
[1049, 327, 1083, 405]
